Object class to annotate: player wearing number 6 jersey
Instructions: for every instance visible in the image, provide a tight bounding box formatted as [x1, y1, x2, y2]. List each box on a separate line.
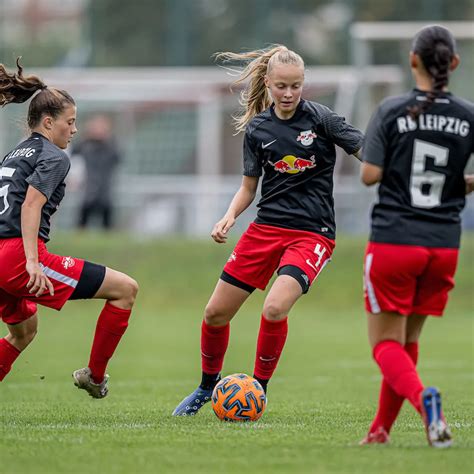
[360, 25, 474, 448]
[0, 59, 138, 398]
[173, 45, 363, 416]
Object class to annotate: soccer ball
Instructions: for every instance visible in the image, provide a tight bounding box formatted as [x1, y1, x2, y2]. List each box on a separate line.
[211, 373, 267, 422]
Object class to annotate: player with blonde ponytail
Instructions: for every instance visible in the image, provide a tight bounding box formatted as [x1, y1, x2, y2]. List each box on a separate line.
[173, 45, 363, 417]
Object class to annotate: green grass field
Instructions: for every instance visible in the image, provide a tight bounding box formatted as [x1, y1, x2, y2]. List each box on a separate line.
[0, 233, 472, 474]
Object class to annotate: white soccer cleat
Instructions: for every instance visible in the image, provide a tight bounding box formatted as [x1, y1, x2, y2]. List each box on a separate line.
[72, 367, 109, 399]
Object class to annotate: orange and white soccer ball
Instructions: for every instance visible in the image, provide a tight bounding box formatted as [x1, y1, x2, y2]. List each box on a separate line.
[211, 373, 267, 422]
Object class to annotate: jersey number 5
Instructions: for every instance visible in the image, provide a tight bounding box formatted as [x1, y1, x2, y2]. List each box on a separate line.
[0, 166, 16, 215]
[409, 139, 449, 208]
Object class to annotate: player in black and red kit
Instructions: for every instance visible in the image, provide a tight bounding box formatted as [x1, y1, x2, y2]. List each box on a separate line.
[173, 45, 363, 416]
[360, 26, 473, 447]
[0, 59, 139, 398]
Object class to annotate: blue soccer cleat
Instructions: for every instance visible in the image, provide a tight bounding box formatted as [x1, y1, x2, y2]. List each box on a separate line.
[421, 387, 452, 448]
[172, 386, 214, 416]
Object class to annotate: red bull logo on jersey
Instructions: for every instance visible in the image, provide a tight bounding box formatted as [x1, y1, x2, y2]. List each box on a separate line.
[269, 155, 316, 174]
[296, 130, 317, 146]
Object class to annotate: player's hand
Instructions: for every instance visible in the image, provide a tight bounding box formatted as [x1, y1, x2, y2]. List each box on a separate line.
[211, 215, 236, 243]
[25, 261, 55, 297]
[465, 174, 474, 195]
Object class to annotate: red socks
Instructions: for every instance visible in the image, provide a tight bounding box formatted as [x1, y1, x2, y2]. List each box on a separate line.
[88, 302, 131, 384]
[201, 320, 230, 375]
[369, 342, 419, 433]
[200, 315, 288, 385]
[372, 340, 423, 415]
[0, 338, 21, 381]
[253, 315, 288, 381]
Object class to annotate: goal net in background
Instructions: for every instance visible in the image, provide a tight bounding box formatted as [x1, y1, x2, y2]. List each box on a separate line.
[1, 20, 472, 236]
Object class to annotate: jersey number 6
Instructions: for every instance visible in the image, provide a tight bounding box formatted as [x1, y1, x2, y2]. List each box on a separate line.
[0, 166, 16, 215]
[409, 139, 449, 209]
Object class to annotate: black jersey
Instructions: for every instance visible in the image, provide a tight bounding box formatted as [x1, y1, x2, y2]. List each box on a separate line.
[363, 89, 474, 248]
[243, 99, 363, 238]
[0, 132, 70, 242]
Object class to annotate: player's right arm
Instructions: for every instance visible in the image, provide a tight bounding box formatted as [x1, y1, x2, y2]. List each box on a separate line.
[211, 176, 259, 243]
[21, 185, 54, 297]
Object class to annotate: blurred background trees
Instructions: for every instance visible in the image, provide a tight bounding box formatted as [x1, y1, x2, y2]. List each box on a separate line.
[1, 0, 472, 68]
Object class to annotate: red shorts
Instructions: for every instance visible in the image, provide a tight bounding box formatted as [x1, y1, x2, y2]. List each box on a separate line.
[0, 238, 85, 325]
[223, 223, 335, 291]
[363, 242, 458, 317]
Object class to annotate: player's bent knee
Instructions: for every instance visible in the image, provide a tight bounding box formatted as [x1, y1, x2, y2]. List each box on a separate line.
[262, 300, 287, 321]
[204, 304, 230, 326]
[121, 276, 139, 307]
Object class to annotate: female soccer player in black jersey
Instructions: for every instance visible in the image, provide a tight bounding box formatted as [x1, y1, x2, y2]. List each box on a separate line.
[0, 59, 138, 398]
[173, 45, 363, 416]
[360, 25, 473, 447]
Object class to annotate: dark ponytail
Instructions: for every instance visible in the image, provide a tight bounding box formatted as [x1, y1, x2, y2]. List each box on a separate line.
[0, 57, 46, 106]
[408, 25, 456, 119]
[0, 57, 75, 129]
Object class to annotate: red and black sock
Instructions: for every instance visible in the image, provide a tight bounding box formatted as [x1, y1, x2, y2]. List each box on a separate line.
[88, 302, 131, 384]
[373, 340, 423, 414]
[369, 341, 419, 433]
[253, 314, 288, 392]
[0, 338, 21, 382]
[200, 320, 230, 389]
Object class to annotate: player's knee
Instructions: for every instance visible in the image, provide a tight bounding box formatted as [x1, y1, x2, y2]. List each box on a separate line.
[119, 276, 139, 308]
[263, 300, 286, 321]
[204, 303, 229, 326]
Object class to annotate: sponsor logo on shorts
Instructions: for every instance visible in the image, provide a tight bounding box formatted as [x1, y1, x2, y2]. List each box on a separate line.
[227, 251, 237, 263]
[61, 256, 75, 270]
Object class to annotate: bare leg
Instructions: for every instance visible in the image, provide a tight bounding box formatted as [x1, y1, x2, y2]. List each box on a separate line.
[6, 313, 38, 351]
[93, 267, 139, 309]
[262, 275, 302, 321]
[0, 314, 38, 381]
[204, 279, 252, 326]
[367, 311, 406, 348]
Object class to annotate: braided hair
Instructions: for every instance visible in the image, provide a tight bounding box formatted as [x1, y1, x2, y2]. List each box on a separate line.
[408, 25, 456, 119]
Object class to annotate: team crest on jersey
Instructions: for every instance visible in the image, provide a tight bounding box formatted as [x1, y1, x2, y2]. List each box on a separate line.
[269, 155, 316, 174]
[296, 130, 317, 146]
[62, 256, 75, 270]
